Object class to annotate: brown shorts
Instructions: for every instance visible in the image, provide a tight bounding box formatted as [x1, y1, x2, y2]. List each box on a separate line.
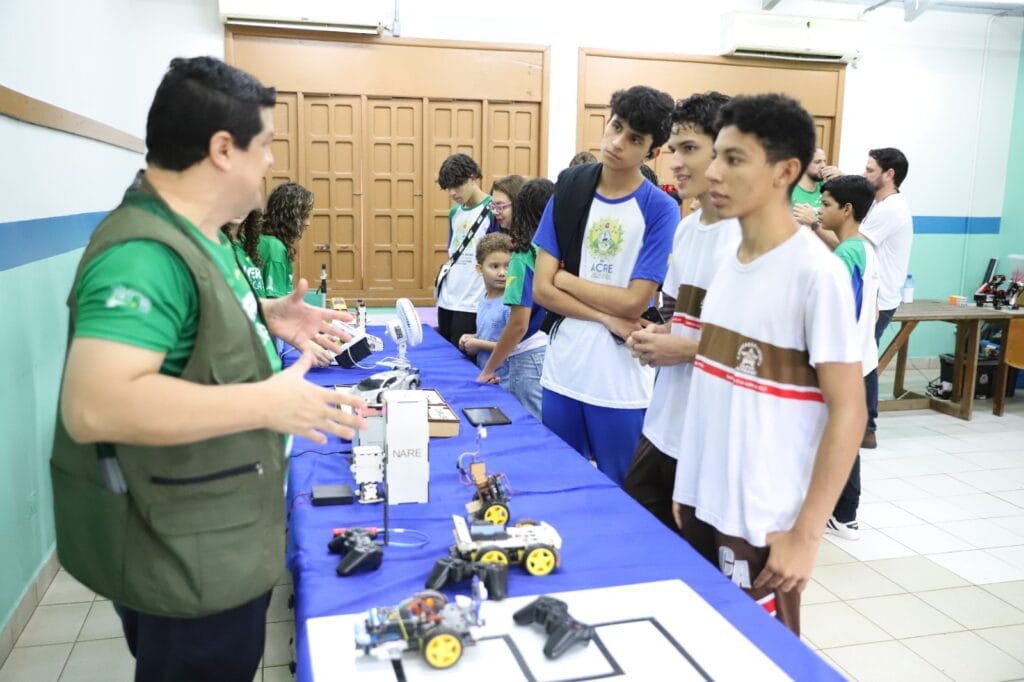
[623, 435, 678, 532]
[676, 505, 801, 635]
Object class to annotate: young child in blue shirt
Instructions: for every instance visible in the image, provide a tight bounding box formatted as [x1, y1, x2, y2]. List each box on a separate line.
[459, 233, 513, 386]
[476, 178, 556, 421]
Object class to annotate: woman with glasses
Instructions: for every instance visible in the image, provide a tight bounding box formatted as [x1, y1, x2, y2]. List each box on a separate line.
[489, 175, 525, 234]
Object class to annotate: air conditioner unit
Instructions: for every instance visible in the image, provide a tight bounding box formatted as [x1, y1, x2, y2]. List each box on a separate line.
[721, 12, 863, 65]
[219, 0, 393, 36]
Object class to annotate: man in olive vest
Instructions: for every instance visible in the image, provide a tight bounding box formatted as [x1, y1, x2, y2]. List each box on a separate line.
[51, 57, 365, 681]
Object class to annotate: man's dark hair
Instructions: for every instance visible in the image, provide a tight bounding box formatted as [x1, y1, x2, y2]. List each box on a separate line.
[715, 93, 816, 195]
[509, 177, 555, 253]
[146, 56, 276, 172]
[868, 147, 909, 189]
[671, 91, 731, 138]
[437, 153, 482, 189]
[639, 164, 659, 185]
[822, 175, 876, 223]
[609, 86, 674, 152]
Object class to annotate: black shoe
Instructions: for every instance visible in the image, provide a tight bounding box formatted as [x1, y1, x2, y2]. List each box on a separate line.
[861, 432, 877, 449]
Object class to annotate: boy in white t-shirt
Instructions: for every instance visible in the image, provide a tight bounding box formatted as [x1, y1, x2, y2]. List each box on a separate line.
[670, 94, 866, 635]
[533, 85, 678, 485]
[622, 91, 741, 529]
[819, 174, 881, 541]
[435, 153, 494, 347]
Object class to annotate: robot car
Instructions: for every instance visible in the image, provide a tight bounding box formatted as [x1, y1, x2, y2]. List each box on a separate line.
[351, 368, 421, 405]
[354, 589, 482, 669]
[449, 515, 562, 577]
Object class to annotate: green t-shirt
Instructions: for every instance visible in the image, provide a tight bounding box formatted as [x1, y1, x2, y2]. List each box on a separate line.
[791, 181, 823, 210]
[258, 235, 292, 298]
[231, 239, 267, 298]
[75, 222, 281, 377]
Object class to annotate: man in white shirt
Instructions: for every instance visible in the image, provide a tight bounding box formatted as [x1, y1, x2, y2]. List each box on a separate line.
[859, 148, 912, 449]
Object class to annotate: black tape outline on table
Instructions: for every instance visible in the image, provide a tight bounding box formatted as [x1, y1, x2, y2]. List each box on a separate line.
[389, 617, 712, 682]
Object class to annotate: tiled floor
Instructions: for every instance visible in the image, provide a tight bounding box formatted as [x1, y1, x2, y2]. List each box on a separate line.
[0, 570, 295, 682]
[4, 370, 1024, 680]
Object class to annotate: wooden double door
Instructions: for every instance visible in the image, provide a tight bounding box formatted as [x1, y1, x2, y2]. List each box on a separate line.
[231, 29, 548, 304]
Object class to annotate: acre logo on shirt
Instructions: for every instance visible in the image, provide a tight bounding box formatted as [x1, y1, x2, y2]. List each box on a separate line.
[586, 217, 624, 280]
[736, 341, 763, 375]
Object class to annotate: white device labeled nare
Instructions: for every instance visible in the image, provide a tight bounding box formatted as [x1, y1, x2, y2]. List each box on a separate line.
[384, 390, 429, 505]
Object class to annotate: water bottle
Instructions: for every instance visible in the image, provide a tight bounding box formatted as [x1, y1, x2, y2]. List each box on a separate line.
[318, 264, 328, 294]
[902, 274, 915, 304]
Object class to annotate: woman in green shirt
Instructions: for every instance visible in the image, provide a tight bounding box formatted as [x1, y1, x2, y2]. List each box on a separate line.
[256, 183, 333, 366]
[222, 209, 266, 297]
[259, 182, 314, 298]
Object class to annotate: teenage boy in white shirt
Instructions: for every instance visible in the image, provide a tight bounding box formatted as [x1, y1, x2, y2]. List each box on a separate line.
[671, 94, 866, 635]
[622, 91, 740, 529]
[435, 153, 494, 347]
[533, 85, 678, 485]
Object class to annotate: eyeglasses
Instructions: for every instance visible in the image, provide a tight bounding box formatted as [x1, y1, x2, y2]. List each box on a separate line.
[490, 201, 511, 212]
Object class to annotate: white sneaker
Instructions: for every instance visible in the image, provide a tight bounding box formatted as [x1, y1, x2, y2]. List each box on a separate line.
[826, 515, 860, 541]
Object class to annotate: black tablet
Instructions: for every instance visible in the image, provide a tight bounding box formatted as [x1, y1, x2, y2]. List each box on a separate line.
[462, 406, 512, 426]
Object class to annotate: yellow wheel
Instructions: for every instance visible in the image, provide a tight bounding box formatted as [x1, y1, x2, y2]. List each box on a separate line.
[524, 545, 557, 576]
[482, 503, 509, 525]
[422, 629, 462, 669]
[475, 545, 509, 565]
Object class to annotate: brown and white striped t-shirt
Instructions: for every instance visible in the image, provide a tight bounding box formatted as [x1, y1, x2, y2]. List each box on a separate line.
[673, 228, 859, 547]
[642, 210, 740, 459]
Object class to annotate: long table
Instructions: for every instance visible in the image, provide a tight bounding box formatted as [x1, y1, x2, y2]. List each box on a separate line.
[878, 300, 1023, 420]
[285, 325, 838, 680]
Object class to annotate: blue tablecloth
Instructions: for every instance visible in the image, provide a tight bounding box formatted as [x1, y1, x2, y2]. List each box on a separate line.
[285, 325, 837, 680]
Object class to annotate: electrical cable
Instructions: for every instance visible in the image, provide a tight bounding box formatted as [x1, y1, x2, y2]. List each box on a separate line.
[380, 528, 430, 548]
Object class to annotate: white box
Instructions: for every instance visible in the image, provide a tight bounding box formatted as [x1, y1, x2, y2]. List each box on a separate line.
[383, 390, 429, 505]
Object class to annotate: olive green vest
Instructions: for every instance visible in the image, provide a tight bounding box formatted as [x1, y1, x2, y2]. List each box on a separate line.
[50, 172, 285, 617]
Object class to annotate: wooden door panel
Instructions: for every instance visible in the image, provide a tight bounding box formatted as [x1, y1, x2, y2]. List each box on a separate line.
[485, 102, 540, 189]
[263, 93, 298, 199]
[364, 98, 422, 294]
[302, 95, 362, 291]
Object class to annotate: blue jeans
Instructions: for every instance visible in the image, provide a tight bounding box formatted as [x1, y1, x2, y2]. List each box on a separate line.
[507, 347, 545, 421]
[865, 307, 896, 433]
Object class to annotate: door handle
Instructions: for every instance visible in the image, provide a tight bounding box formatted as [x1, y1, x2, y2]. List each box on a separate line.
[313, 244, 330, 253]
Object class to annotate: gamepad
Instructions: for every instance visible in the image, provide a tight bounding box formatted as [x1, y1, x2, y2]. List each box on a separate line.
[424, 556, 508, 600]
[328, 528, 383, 576]
[513, 596, 594, 659]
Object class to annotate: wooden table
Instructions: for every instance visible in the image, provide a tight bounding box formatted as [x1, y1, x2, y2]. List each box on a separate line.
[878, 300, 1012, 420]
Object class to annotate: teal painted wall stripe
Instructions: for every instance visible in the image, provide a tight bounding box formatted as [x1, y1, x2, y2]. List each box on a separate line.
[913, 216, 1000, 235]
[0, 212, 106, 271]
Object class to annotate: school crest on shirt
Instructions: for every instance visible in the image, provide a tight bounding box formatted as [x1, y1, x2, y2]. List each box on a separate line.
[452, 216, 475, 250]
[736, 341, 763, 375]
[586, 217, 624, 260]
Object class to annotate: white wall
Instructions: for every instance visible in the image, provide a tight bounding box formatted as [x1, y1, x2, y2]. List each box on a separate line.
[0, 0, 224, 222]
[396, 0, 1021, 220]
[2, 0, 1018, 223]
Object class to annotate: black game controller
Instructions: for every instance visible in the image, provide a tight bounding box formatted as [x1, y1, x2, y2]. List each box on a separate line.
[327, 528, 383, 577]
[513, 596, 594, 659]
[425, 556, 509, 600]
